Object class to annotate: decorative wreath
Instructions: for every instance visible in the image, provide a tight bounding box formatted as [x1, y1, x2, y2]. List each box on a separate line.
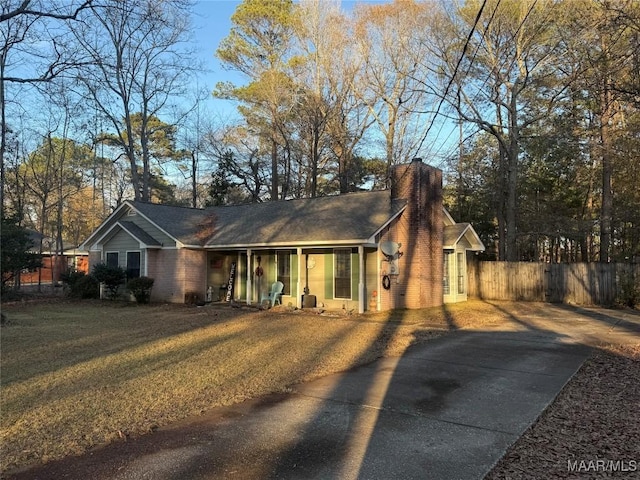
[382, 275, 391, 290]
[255, 266, 264, 277]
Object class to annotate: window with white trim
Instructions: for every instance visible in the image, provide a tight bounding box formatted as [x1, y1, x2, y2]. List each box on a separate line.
[457, 252, 465, 294]
[106, 252, 119, 268]
[443, 252, 452, 295]
[277, 251, 291, 295]
[127, 251, 141, 279]
[334, 249, 352, 299]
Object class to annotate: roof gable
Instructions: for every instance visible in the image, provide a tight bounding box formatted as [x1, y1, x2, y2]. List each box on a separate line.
[81, 202, 134, 249]
[118, 221, 162, 247]
[444, 223, 485, 251]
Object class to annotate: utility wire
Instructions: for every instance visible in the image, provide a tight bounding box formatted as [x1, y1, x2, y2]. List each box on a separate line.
[416, 0, 489, 155]
[425, 0, 501, 165]
[428, 0, 545, 168]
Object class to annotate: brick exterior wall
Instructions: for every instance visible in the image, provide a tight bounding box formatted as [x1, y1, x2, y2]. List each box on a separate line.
[147, 248, 207, 303]
[87, 247, 206, 304]
[379, 160, 443, 310]
[182, 249, 207, 301]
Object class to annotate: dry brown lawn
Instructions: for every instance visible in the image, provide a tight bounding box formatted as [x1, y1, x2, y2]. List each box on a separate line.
[0, 298, 511, 474]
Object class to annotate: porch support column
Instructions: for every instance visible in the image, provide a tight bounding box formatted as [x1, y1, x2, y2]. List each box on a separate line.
[358, 245, 365, 314]
[143, 249, 148, 277]
[237, 252, 242, 302]
[246, 249, 252, 305]
[296, 247, 302, 309]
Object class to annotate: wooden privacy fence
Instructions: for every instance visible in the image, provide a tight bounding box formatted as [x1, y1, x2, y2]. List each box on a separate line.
[467, 261, 640, 306]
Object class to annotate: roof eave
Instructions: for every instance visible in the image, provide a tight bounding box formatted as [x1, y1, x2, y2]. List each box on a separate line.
[181, 239, 380, 250]
[444, 224, 485, 251]
[369, 204, 407, 240]
[129, 203, 182, 245]
[117, 221, 162, 249]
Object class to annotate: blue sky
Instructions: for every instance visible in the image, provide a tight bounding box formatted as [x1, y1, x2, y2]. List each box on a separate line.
[189, 1, 383, 118]
[192, 1, 243, 86]
[187, 0, 455, 163]
[190, 1, 243, 117]
[190, 0, 376, 90]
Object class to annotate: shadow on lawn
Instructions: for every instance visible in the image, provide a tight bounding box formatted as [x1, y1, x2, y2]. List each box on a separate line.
[0, 302, 251, 387]
[7, 302, 611, 480]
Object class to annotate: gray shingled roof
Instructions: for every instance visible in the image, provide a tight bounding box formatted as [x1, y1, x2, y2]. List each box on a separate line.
[118, 221, 162, 247]
[443, 223, 485, 251]
[133, 190, 406, 247]
[444, 223, 470, 248]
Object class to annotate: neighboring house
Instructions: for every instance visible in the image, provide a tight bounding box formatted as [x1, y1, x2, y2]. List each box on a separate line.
[19, 230, 89, 285]
[81, 160, 484, 312]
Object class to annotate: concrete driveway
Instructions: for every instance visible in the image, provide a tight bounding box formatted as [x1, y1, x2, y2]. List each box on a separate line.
[9, 304, 639, 480]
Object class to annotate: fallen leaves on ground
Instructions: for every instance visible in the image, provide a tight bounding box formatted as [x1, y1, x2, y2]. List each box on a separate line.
[485, 343, 640, 479]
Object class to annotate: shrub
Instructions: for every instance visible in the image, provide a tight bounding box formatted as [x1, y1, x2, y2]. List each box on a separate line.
[92, 263, 126, 300]
[61, 270, 100, 299]
[126, 276, 154, 304]
[61, 270, 88, 289]
[69, 274, 100, 299]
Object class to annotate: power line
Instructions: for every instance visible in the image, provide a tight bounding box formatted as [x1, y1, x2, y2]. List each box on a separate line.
[427, 0, 546, 169]
[425, 0, 503, 165]
[416, 0, 489, 155]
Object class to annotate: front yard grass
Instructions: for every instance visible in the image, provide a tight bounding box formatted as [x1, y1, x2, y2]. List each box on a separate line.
[0, 299, 518, 473]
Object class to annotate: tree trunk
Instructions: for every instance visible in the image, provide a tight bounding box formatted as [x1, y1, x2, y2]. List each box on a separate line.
[599, 83, 613, 263]
[0, 52, 6, 220]
[140, 113, 151, 203]
[310, 132, 318, 198]
[599, 36, 613, 263]
[504, 77, 522, 262]
[496, 143, 508, 261]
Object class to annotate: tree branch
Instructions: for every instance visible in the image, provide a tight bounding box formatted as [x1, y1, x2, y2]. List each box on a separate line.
[1, 0, 93, 23]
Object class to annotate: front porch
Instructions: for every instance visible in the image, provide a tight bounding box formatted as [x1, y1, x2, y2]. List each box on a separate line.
[206, 247, 380, 313]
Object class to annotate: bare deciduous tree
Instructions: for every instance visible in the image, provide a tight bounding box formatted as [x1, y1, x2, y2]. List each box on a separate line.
[1, 0, 91, 218]
[73, 0, 196, 202]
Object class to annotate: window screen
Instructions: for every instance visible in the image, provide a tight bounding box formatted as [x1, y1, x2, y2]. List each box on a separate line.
[443, 252, 452, 295]
[127, 251, 141, 279]
[277, 251, 291, 295]
[457, 252, 465, 294]
[106, 252, 119, 268]
[334, 249, 352, 299]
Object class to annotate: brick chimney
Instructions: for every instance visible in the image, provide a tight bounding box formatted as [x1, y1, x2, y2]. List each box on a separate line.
[381, 158, 443, 309]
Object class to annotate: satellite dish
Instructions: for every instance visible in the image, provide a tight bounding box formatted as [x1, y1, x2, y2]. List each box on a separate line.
[380, 241, 400, 256]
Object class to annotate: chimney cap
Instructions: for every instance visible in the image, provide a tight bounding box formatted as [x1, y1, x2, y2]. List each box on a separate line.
[411, 157, 423, 163]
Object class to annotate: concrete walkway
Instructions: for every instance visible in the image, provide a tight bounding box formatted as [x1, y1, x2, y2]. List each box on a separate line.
[9, 305, 639, 480]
